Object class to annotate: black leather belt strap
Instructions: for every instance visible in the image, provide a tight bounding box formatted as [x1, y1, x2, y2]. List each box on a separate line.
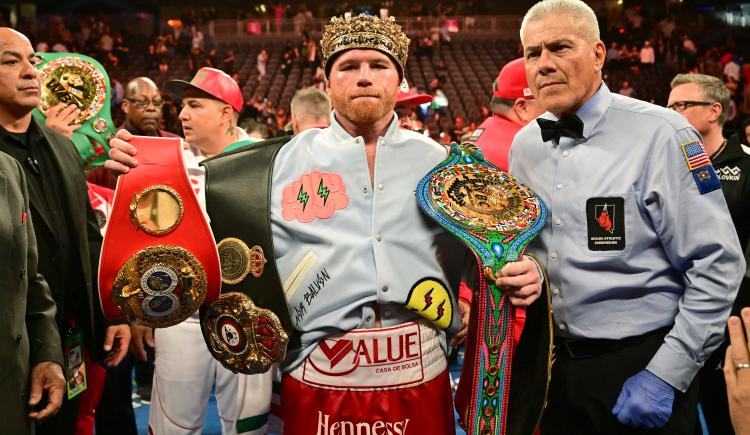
[554, 325, 672, 360]
[202, 136, 299, 350]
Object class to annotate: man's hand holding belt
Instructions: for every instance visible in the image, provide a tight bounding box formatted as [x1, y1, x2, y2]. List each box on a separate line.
[495, 255, 542, 307]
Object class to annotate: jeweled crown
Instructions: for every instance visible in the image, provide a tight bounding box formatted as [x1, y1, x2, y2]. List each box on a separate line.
[321, 14, 410, 77]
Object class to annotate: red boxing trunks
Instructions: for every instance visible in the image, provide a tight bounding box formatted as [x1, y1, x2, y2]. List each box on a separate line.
[281, 320, 455, 435]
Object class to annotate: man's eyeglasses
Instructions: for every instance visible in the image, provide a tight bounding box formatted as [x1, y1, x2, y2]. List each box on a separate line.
[667, 101, 713, 112]
[126, 98, 164, 109]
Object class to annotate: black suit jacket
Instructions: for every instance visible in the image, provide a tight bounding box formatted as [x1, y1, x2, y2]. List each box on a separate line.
[0, 119, 108, 361]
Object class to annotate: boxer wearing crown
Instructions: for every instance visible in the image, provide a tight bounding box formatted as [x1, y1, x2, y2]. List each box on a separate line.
[108, 15, 547, 435]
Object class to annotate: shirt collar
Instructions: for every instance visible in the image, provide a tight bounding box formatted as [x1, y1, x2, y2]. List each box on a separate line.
[575, 82, 611, 138]
[713, 132, 746, 165]
[0, 117, 43, 146]
[328, 110, 401, 143]
[538, 81, 611, 140]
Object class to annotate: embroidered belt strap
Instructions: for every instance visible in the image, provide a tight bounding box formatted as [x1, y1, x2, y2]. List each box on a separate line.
[99, 137, 221, 328]
[417, 142, 551, 435]
[202, 136, 299, 356]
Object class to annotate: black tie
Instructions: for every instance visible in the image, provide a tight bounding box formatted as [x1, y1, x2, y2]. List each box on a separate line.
[537, 115, 584, 142]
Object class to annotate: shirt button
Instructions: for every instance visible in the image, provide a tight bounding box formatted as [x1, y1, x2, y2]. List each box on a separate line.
[379, 138, 386, 145]
[378, 183, 383, 191]
[383, 309, 392, 318]
[363, 187, 369, 194]
[365, 315, 373, 323]
[556, 183, 563, 190]
[562, 150, 570, 157]
[375, 233, 382, 242]
[355, 138, 361, 144]
[552, 287, 560, 295]
[554, 218, 561, 226]
[550, 251, 558, 259]
[382, 285, 389, 292]
[559, 323, 567, 331]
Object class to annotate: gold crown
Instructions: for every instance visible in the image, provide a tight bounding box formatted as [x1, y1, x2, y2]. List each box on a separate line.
[321, 14, 410, 77]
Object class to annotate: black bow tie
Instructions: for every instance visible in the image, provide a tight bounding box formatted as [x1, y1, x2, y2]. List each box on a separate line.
[537, 115, 584, 142]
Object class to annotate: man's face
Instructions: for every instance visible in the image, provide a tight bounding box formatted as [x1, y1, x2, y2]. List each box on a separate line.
[123, 85, 162, 133]
[0, 30, 41, 115]
[667, 82, 719, 135]
[178, 89, 226, 150]
[522, 15, 605, 117]
[327, 49, 400, 126]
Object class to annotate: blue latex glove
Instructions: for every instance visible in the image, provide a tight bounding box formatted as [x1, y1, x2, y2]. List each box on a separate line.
[611, 369, 675, 429]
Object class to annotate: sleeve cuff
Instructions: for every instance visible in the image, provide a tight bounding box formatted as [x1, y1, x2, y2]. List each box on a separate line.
[526, 253, 545, 286]
[645, 343, 702, 392]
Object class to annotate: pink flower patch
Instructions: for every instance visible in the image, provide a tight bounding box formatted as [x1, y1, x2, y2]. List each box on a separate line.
[282, 171, 349, 223]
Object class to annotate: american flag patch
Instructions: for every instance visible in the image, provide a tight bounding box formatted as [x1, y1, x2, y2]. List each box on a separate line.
[682, 140, 711, 170]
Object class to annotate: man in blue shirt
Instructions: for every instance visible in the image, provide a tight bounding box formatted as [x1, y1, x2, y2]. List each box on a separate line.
[510, 0, 745, 433]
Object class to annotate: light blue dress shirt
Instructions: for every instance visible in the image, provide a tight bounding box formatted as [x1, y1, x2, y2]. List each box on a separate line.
[509, 83, 745, 391]
[271, 112, 466, 370]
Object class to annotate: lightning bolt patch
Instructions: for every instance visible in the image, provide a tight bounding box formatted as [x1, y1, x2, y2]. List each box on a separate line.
[318, 179, 330, 206]
[297, 185, 309, 210]
[403, 278, 453, 329]
[423, 288, 434, 311]
[281, 170, 349, 223]
[435, 300, 446, 321]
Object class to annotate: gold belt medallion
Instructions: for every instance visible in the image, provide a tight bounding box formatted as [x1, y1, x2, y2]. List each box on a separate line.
[217, 238, 267, 284]
[111, 245, 207, 328]
[38, 56, 107, 123]
[201, 292, 288, 374]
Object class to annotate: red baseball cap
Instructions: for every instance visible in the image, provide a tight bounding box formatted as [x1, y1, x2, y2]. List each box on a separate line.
[396, 79, 433, 106]
[166, 67, 244, 112]
[397, 90, 433, 106]
[493, 58, 534, 100]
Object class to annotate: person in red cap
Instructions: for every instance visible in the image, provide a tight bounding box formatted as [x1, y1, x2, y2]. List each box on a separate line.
[460, 58, 546, 349]
[395, 85, 432, 133]
[469, 57, 545, 172]
[113, 66, 273, 435]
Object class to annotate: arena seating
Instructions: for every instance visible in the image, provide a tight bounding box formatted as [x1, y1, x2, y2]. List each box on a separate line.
[110, 34, 680, 130]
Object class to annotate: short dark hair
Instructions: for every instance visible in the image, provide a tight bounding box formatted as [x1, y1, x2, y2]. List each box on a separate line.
[239, 119, 269, 139]
[489, 78, 514, 115]
[490, 96, 515, 115]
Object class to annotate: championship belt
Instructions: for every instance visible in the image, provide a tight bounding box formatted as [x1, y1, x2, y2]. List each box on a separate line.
[201, 292, 288, 374]
[416, 143, 548, 435]
[201, 136, 295, 374]
[98, 137, 221, 327]
[32, 53, 116, 168]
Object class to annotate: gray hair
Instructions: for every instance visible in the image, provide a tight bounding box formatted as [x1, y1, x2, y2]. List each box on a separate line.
[290, 87, 331, 125]
[671, 73, 730, 125]
[520, 0, 600, 45]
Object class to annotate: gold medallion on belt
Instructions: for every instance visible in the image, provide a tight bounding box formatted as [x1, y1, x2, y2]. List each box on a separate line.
[217, 237, 266, 284]
[111, 245, 207, 328]
[201, 292, 288, 374]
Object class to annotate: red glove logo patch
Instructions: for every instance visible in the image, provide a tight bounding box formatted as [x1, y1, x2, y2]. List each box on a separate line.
[282, 171, 349, 223]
